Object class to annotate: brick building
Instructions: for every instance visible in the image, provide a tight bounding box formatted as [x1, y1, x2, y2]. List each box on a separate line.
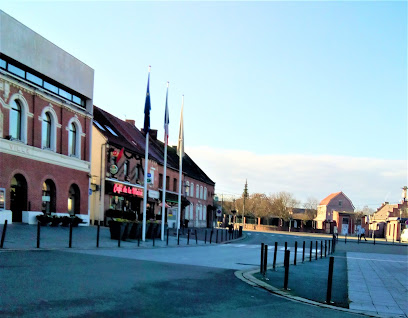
[314, 191, 355, 234]
[90, 106, 215, 228]
[0, 11, 94, 224]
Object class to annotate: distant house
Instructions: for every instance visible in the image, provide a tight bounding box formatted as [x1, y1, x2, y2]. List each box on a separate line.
[314, 192, 355, 234]
[370, 201, 407, 241]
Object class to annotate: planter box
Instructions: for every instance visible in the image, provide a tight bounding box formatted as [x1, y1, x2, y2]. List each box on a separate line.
[0, 210, 12, 224]
[22, 211, 43, 224]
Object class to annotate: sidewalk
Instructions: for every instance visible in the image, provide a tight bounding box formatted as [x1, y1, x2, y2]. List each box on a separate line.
[242, 242, 408, 318]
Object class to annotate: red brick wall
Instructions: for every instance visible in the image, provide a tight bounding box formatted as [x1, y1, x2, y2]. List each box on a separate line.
[2, 84, 91, 160]
[1, 153, 89, 214]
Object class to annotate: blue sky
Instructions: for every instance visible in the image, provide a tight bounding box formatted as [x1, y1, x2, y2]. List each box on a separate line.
[1, 1, 406, 207]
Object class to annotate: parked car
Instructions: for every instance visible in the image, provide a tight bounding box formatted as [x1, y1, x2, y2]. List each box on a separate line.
[401, 228, 408, 243]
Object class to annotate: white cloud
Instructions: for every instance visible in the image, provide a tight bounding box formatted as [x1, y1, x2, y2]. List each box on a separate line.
[187, 146, 407, 208]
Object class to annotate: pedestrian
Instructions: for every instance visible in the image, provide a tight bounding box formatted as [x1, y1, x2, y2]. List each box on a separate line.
[333, 225, 338, 241]
[360, 227, 367, 241]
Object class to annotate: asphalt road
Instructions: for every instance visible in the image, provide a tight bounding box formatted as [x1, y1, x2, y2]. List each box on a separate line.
[0, 250, 365, 318]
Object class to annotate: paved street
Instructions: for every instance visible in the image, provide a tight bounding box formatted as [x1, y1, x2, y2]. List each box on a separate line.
[1, 225, 407, 317]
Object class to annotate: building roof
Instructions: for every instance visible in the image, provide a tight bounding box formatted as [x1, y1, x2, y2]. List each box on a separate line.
[319, 192, 342, 206]
[93, 106, 215, 186]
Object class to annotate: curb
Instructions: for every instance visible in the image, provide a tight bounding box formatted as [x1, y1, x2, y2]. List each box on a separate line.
[235, 267, 388, 318]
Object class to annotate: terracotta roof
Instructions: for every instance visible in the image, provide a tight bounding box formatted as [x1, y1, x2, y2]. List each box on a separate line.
[319, 192, 342, 206]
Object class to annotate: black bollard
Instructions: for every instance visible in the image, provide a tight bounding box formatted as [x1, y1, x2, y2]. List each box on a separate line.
[302, 241, 305, 263]
[187, 229, 190, 245]
[153, 232, 155, 247]
[321, 241, 323, 259]
[273, 242, 278, 270]
[315, 241, 318, 260]
[166, 228, 169, 246]
[195, 229, 198, 244]
[260, 243, 265, 275]
[345, 234, 347, 244]
[284, 250, 290, 290]
[264, 244, 268, 274]
[325, 240, 327, 257]
[309, 241, 312, 262]
[210, 230, 213, 244]
[0, 220, 8, 248]
[216, 230, 218, 243]
[117, 224, 121, 248]
[177, 231, 180, 245]
[328, 240, 331, 254]
[37, 221, 41, 248]
[374, 235, 375, 245]
[285, 241, 288, 252]
[138, 232, 140, 247]
[326, 257, 334, 304]
[96, 224, 100, 248]
[294, 241, 297, 265]
[205, 230, 207, 244]
[69, 222, 73, 248]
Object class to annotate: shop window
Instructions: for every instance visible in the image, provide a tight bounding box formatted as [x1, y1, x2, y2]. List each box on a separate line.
[124, 160, 130, 180]
[190, 183, 194, 197]
[159, 173, 163, 188]
[173, 178, 177, 192]
[190, 203, 194, 220]
[203, 205, 207, 221]
[42, 179, 56, 214]
[68, 184, 80, 215]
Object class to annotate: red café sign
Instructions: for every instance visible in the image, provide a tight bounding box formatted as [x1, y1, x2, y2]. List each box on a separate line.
[113, 183, 143, 197]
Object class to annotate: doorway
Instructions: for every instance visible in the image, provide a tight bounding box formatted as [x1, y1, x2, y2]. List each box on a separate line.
[10, 174, 27, 222]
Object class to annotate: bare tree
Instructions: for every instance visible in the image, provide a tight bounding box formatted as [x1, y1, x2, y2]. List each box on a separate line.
[269, 192, 300, 224]
[303, 197, 319, 223]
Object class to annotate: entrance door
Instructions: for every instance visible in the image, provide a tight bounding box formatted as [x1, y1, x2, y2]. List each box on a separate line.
[342, 217, 349, 235]
[10, 174, 27, 222]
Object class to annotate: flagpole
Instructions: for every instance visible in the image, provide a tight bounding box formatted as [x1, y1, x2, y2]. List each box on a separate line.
[161, 82, 169, 241]
[177, 95, 184, 239]
[142, 66, 151, 242]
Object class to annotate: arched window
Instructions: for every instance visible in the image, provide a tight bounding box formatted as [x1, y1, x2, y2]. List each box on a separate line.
[196, 184, 199, 198]
[68, 122, 77, 156]
[10, 100, 22, 140]
[190, 183, 194, 197]
[185, 181, 190, 197]
[42, 179, 56, 214]
[204, 187, 207, 200]
[67, 118, 82, 158]
[200, 186, 203, 199]
[42, 112, 52, 149]
[68, 184, 80, 215]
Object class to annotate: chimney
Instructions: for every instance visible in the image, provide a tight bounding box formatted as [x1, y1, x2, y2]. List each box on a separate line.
[126, 119, 135, 126]
[141, 129, 158, 141]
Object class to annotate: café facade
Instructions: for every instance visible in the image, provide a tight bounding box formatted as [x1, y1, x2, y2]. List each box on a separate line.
[90, 106, 215, 228]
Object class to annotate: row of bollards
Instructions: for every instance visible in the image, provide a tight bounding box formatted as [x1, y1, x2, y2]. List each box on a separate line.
[260, 238, 337, 303]
[0, 222, 242, 249]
